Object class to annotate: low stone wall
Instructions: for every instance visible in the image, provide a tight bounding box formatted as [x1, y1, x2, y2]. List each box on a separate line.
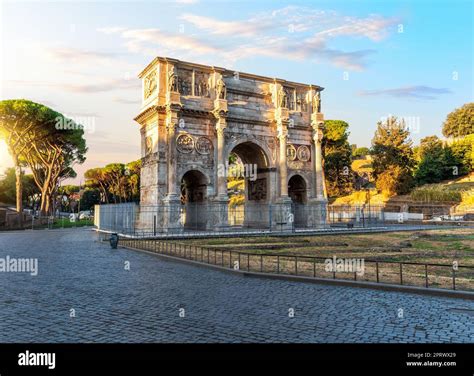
[384, 212, 424, 221]
[0, 209, 36, 230]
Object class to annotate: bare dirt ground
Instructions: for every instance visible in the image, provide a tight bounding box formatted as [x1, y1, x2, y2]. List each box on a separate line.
[177, 228, 474, 290]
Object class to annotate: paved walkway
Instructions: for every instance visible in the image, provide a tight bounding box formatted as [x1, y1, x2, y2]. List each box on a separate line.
[0, 228, 472, 343]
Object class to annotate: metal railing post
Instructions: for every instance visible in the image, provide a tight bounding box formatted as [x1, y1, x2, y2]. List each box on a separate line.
[400, 263, 403, 285]
[425, 264, 429, 288]
[376, 262, 379, 283]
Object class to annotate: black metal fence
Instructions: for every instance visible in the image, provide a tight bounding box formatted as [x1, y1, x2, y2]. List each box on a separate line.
[118, 237, 474, 292]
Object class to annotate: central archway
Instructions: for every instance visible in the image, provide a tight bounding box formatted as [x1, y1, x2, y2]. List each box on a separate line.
[227, 141, 273, 228]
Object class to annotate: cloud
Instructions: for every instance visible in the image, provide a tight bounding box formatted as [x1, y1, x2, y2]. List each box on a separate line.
[311, 14, 399, 42]
[6, 78, 140, 94]
[359, 85, 452, 100]
[181, 7, 398, 40]
[179, 14, 277, 37]
[44, 47, 120, 64]
[99, 6, 398, 71]
[107, 28, 222, 58]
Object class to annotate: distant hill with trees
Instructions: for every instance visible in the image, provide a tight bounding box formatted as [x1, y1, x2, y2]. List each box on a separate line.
[329, 103, 473, 207]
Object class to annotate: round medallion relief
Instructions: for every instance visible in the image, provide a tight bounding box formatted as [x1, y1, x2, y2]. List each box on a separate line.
[176, 134, 194, 154]
[195, 137, 213, 155]
[286, 144, 297, 161]
[297, 145, 310, 162]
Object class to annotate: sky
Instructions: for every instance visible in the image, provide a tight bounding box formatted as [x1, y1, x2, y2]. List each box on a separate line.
[0, 0, 472, 183]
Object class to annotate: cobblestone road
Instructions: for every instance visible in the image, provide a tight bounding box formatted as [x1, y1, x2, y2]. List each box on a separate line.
[0, 229, 473, 343]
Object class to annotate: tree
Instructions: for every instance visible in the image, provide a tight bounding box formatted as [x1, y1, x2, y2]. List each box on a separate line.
[57, 185, 80, 212]
[0, 100, 87, 215]
[447, 134, 474, 175]
[0, 101, 41, 215]
[371, 116, 415, 195]
[322, 120, 354, 197]
[376, 165, 413, 196]
[0, 168, 39, 205]
[126, 160, 141, 202]
[413, 135, 473, 184]
[414, 136, 446, 184]
[84, 160, 141, 204]
[80, 188, 101, 211]
[85, 168, 110, 203]
[103, 163, 126, 203]
[352, 147, 370, 158]
[58, 185, 80, 196]
[442, 103, 474, 138]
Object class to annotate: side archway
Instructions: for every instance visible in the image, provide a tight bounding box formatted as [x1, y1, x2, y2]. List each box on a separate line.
[288, 174, 307, 227]
[180, 169, 208, 230]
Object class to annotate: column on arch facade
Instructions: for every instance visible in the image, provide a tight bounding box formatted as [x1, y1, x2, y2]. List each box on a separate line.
[165, 101, 181, 200]
[311, 118, 325, 200]
[162, 73, 183, 232]
[277, 117, 289, 199]
[214, 113, 228, 199]
[308, 100, 327, 228]
[272, 82, 292, 230]
[210, 71, 229, 229]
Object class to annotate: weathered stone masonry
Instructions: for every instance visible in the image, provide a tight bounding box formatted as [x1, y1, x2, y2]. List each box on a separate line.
[134, 57, 327, 232]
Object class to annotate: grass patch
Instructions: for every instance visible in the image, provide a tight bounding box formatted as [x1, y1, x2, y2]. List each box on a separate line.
[181, 228, 474, 266]
[35, 218, 94, 229]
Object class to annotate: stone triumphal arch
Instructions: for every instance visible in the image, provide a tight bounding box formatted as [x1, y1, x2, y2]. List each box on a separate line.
[134, 57, 327, 232]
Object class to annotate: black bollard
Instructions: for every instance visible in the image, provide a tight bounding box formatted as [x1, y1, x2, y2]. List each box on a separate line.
[110, 233, 119, 249]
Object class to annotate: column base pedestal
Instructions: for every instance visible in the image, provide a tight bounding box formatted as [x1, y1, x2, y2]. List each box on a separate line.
[271, 197, 294, 232]
[306, 198, 328, 228]
[162, 195, 184, 233]
[209, 196, 230, 231]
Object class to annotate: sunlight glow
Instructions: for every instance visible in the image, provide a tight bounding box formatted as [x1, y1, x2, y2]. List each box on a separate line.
[0, 140, 13, 174]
